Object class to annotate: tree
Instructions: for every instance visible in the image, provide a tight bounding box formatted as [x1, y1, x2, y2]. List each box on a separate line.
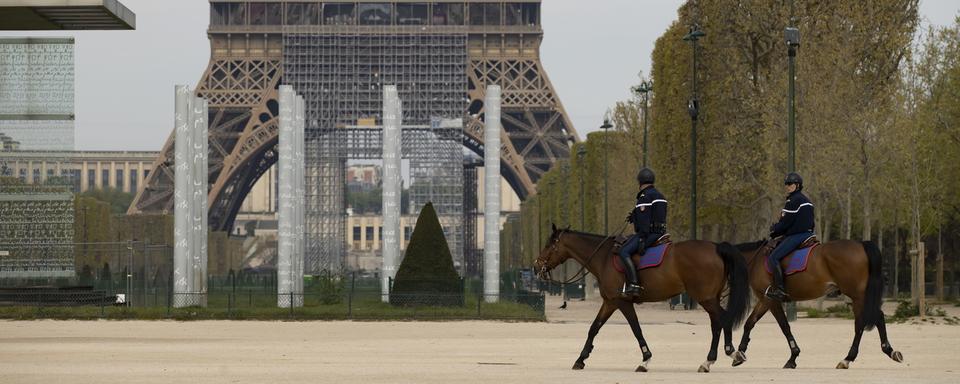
[389, 202, 462, 306]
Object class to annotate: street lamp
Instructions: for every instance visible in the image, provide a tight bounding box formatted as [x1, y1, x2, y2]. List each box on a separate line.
[577, 145, 587, 231]
[634, 80, 653, 167]
[683, 24, 705, 242]
[785, 27, 800, 173]
[785, 25, 800, 322]
[600, 114, 613, 235]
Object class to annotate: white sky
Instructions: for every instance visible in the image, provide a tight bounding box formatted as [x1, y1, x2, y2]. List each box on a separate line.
[0, 0, 957, 150]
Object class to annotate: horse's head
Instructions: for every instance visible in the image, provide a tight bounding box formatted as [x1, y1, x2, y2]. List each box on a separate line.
[534, 224, 570, 280]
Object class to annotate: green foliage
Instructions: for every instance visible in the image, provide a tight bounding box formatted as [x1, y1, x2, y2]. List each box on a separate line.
[306, 273, 344, 305]
[79, 188, 133, 216]
[390, 202, 463, 306]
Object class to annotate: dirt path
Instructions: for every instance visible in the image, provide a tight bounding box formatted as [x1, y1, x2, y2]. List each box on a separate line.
[1, 297, 958, 383]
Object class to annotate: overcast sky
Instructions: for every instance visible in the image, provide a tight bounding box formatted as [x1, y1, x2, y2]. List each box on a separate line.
[1, 0, 957, 151]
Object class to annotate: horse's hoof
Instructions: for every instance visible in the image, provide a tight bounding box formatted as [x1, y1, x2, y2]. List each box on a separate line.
[572, 361, 585, 370]
[698, 360, 714, 373]
[635, 365, 647, 373]
[836, 360, 850, 369]
[783, 360, 797, 369]
[731, 351, 746, 367]
[891, 351, 903, 363]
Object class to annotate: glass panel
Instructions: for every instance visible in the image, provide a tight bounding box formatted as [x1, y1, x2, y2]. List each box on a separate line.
[210, 3, 229, 26]
[306, 3, 321, 24]
[86, 169, 94, 188]
[504, 3, 522, 25]
[366, 226, 374, 241]
[265, 3, 282, 24]
[484, 3, 500, 25]
[285, 3, 303, 24]
[130, 169, 138, 193]
[469, 4, 484, 25]
[433, 3, 464, 25]
[397, 3, 428, 25]
[353, 226, 361, 241]
[358, 3, 392, 25]
[249, 2, 266, 25]
[116, 170, 124, 191]
[522, 3, 539, 25]
[101, 170, 108, 188]
[228, 3, 246, 25]
[324, 4, 355, 25]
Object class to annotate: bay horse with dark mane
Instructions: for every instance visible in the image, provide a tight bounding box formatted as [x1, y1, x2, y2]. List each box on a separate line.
[534, 225, 750, 373]
[732, 238, 904, 369]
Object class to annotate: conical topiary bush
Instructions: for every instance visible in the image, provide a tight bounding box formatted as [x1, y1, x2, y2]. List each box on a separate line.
[389, 202, 463, 306]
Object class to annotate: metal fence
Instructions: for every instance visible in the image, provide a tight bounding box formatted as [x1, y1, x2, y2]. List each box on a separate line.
[0, 271, 545, 321]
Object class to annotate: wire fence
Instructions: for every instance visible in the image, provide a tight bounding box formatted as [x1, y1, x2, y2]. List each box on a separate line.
[0, 257, 545, 321]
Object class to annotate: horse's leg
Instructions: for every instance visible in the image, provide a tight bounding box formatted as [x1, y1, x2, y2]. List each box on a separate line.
[732, 299, 768, 367]
[876, 307, 904, 363]
[616, 300, 654, 372]
[837, 300, 866, 369]
[697, 299, 724, 373]
[573, 299, 617, 370]
[769, 302, 802, 369]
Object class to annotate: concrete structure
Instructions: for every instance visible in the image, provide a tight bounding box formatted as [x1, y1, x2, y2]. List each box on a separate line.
[131, 1, 578, 274]
[277, 85, 305, 308]
[172, 86, 208, 308]
[0, 0, 135, 30]
[381, 86, 401, 301]
[484, 85, 502, 302]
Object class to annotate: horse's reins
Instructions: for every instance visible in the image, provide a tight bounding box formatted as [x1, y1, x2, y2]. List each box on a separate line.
[544, 221, 629, 285]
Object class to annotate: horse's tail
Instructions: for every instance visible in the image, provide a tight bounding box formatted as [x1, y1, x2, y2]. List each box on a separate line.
[716, 242, 750, 329]
[861, 240, 884, 331]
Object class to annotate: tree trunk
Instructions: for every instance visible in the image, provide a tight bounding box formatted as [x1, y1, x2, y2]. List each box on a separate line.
[845, 182, 852, 239]
[894, 213, 900, 298]
[862, 186, 872, 241]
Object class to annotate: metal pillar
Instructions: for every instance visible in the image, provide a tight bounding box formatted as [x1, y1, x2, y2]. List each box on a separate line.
[173, 85, 208, 308]
[278, 85, 305, 308]
[381, 85, 402, 302]
[484, 85, 502, 303]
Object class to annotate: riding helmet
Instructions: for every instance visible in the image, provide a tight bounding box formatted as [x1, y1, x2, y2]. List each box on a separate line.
[637, 167, 656, 184]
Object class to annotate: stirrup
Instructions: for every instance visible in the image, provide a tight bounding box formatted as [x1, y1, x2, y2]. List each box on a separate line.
[622, 283, 644, 297]
[764, 286, 789, 302]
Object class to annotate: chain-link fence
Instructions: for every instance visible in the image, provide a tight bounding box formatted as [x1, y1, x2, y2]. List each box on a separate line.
[0, 242, 545, 320]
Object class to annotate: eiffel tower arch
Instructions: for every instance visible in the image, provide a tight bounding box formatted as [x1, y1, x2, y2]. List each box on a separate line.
[129, 1, 579, 271]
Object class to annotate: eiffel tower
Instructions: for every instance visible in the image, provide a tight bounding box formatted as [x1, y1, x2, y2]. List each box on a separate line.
[129, 1, 579, 271]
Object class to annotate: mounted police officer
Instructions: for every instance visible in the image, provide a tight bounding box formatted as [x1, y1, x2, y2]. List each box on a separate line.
[620, 167, 668, 297]
[766, 172, 815, 302]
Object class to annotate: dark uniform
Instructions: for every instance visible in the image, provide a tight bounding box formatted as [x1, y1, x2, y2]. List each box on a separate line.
[766, 172, 815, 301]
[620, 168, 668, 296]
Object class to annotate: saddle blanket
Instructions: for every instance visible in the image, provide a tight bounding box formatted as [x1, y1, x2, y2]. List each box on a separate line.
[765, 244, 818, 276]
[613, 243, 670, 273]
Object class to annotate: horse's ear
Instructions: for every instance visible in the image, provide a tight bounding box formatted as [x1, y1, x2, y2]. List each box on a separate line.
[564, 225, 571, 231]
[551, 223, 557, 232]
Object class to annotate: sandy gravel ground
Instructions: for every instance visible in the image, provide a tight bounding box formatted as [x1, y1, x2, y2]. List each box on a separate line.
[1, 296, 958, 384]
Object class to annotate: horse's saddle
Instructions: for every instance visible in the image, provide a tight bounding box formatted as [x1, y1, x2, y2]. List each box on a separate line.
[612, 234, 672, 273]
[763, 235, 821, 276]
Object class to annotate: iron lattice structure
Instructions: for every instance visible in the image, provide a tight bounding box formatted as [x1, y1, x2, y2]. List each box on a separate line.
[129, 1, 578, 272]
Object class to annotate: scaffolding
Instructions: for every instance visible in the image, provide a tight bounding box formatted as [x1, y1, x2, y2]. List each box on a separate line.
[283, 29, 468, 275]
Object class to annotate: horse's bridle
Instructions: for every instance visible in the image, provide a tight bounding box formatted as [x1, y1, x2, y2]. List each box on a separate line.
[539, 223, 627, 286]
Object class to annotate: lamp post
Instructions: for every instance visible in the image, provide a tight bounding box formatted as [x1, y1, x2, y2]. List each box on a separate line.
[600, 115, 613, 235]
[786, 27, 799, 173]
[634, 80, 653, 168]
[683, 25, 705, 242]
[577, 146, 587, 231]
[785, 25, 800, 322]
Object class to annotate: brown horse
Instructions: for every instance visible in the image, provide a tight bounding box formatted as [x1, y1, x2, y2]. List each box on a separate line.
[534, 225, 750, 373]
[731, 239, 904, 369]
